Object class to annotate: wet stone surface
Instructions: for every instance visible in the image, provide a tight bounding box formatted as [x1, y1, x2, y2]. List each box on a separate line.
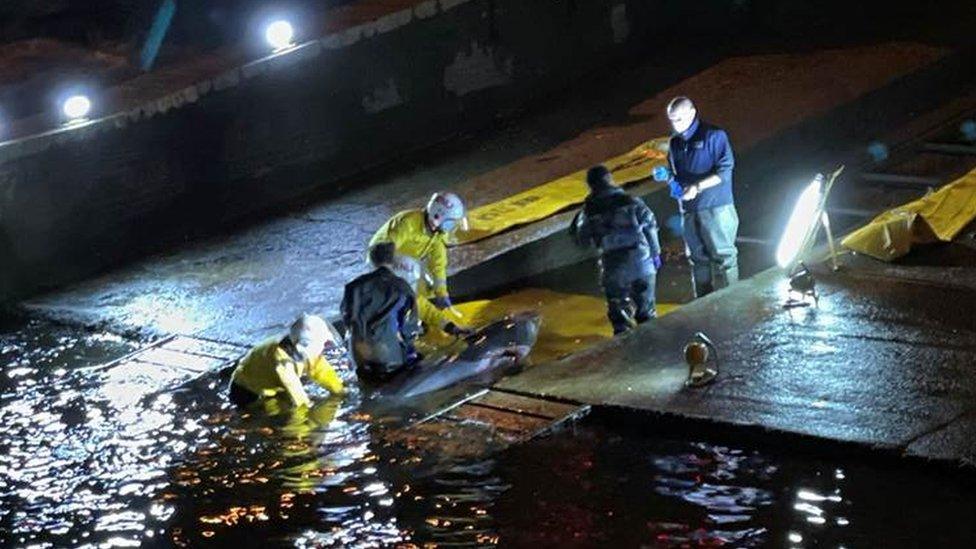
[498, 255, 976, 465]
[20, 41, 947, 344]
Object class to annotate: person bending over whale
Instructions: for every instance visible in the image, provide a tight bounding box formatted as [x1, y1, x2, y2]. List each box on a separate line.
[342, 242, 470, 385]
[229, 314, 345, 408]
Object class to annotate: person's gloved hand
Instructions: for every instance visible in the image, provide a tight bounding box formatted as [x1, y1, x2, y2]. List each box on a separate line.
[431, 296, 452, 309]
[668, 180, 684, 200]
[405, 347, 423, 365]
[652, 165, 672, 182]
[444, 322, 474, 338]
[681, 183, 700, 202]
[652, 255, 663, 271]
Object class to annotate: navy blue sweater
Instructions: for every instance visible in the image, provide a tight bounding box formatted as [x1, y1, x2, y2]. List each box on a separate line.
[667, 118, 735, 212]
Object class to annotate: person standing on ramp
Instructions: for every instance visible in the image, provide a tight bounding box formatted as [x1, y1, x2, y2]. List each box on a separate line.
[572, 165, 662, 335]
[654, 96, 739, 297]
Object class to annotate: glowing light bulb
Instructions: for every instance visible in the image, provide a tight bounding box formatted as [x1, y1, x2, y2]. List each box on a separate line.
[265, 20, 295, 51]
[62, 95, 92, 121]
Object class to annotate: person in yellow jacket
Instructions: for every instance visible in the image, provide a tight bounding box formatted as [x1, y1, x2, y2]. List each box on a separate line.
[369, 192, 467, 310]
[229, 314, 344, 408]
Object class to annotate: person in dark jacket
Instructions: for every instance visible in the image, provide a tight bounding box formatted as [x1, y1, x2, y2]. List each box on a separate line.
[342, 242, 469, 384]
[341, 242, 423, 383]
[654, 96, 739, 298]
[572, 165, 662, 335]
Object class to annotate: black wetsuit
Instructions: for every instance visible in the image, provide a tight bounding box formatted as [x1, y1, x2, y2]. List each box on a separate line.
[341, 266, 421, 382]
[572, 186, 661, 334]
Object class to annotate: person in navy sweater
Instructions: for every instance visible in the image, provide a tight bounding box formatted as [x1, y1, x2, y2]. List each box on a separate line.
[655, 96, 739, 298]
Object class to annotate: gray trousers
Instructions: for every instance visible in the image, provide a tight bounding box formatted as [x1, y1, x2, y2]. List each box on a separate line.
[683, 204, 739, 298]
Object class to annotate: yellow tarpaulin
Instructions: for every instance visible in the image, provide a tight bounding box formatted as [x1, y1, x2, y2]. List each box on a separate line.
[456, 139, 670, 244]
[420, 287, 679, 364]
[842, 167, 976, 261]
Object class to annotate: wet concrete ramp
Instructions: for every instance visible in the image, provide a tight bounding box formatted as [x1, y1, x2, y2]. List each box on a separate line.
[495, 255, 976, 466]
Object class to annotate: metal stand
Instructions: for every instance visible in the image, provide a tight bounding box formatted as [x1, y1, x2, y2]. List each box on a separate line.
[821, 212, 840, 271]
[782, 165, 845, 309]
[784, 262, 818, 309]
[819, 166, 844, 270]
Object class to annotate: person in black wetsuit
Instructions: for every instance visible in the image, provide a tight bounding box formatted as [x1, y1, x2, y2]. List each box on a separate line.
[341, 242, 469, 384]
[572, 165, 662, 335]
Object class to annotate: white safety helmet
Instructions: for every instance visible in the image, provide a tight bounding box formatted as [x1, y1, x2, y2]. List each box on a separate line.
[390, 253, 423, 290]
[425, 192, 468, 233]
[289, 313, 332, 361]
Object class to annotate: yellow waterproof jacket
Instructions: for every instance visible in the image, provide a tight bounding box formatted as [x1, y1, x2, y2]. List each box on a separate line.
[231, 337, 344, 398]
[417, 294, 453, 331]
[369, 209, 449, 299]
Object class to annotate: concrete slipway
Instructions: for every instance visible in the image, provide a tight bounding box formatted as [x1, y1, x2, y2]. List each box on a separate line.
[17, 38, 976, 466]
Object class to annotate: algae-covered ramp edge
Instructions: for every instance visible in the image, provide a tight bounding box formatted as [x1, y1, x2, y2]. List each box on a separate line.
[456, 139, 670, 245]
[421, 288, 681, 365]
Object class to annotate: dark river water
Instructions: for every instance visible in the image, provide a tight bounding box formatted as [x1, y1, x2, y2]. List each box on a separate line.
[1, 317, 974, 548]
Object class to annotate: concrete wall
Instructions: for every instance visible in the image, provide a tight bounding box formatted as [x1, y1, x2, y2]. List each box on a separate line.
[0, 0, 681, 300]
[0, 0, 969, 301]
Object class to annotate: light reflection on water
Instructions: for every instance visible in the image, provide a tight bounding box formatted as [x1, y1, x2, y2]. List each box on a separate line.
[0, 319, 493, 547]
[2, 318, 975, 547]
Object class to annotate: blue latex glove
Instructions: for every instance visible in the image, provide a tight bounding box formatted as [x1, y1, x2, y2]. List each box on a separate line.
[668, 180, 684, 200]
[405, 348, 423, 365]
[431, 296, 452, 310]
[652, 255, 663, 271]
[652, 165, 672, 182]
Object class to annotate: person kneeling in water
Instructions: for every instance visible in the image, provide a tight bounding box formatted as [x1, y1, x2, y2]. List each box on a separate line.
[342, 242, 471, 384]
[229, 314, 345, 408]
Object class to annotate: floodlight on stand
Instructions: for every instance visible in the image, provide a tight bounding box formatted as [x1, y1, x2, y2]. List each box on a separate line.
[775, 166, 844, 308]
[265, 20, 295, 52]
[684, 331, 719, 388]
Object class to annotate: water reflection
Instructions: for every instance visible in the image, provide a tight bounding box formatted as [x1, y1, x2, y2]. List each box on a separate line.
[484, 425, 976, 547]
[152, 342, 422, 546]
[2, 319, 975, 547]
[2, 323, 138, 543]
